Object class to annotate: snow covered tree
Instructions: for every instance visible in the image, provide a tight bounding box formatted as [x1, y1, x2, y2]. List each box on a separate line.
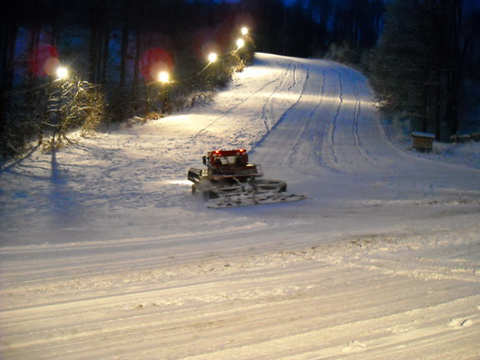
[370, 0, 478, 141]
[42, 75, 105, 152]
[369, 0, 429, 126]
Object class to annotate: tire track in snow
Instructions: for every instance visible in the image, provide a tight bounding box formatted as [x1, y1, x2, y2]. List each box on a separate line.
[282, 69, 332, 171]
[347, 233, 480, 283]
[284, 72, 320, 168]
[191, 60, 298, 144]
[324, 72, 342, 168]
[190, 77, 277, 144]
[253, 61, 357, 174]
[260, 62, 297, 133]
[349, 70, 375, 166]
[313, 70, 334, 170]
[251, 64, 310, 154]
[3, 239, 478, 360]
[366, 253, 479, 282]
[0, 222, 271, 288]
[321, 68, 378, 172]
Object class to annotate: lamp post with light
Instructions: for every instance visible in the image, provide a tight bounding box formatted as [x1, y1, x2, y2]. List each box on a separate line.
[208, 52, 217, 63]
[158, 71, 171, 114]
[195, 52, 218, 78]
[236, 38, 245, 50]
[46, 65, 71, 149]
[205, 52, 219, 87]
[238, 26, 253, 64]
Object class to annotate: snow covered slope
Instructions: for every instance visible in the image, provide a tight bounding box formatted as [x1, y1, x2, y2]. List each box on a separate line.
[1, 53, 479, 359]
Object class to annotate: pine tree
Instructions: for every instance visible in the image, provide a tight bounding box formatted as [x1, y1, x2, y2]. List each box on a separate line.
[370, 0, 472, 141]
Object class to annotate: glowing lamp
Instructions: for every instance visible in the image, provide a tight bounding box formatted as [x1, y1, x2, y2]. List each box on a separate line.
[208, 52, 218, 63]
[158, 71, 170, 83]
[236, 38, 245, 49]
[241, 27, 249, 36]
[55, 66, 69, 80]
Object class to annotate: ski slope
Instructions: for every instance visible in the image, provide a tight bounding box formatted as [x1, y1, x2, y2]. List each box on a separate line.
[1, 53, 479, 359]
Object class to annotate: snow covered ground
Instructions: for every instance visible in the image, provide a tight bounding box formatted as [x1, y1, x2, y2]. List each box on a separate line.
[1, 53, 479, 359]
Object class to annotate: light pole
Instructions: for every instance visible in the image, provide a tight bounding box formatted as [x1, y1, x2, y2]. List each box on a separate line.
[236, 38, 245, 50]
[238, 26, 253, 64]
[48, 65, 71, 149]
[208, 52, 218, 63]
[195, 52, 218, 78]
[158, 71, 171, 114]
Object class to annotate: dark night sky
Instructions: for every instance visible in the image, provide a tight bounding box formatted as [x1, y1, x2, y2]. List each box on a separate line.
[221, 0, 296, 4]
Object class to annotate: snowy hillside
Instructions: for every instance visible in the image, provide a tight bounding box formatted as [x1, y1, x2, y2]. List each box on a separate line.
[1, 53, 479, 359]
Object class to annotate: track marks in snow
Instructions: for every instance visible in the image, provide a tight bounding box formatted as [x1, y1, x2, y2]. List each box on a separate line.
[253, 60, 388, 175]
[326, 72, 343, 168]
[349, 70, 376, 166]
[191, 59, 302, 145]
[449, 318, 475, 329]
[323, 68, 377, 172]
[2, 232, 479, 359]
[260, 62, 298, 133]
[0, 221, 271, 288]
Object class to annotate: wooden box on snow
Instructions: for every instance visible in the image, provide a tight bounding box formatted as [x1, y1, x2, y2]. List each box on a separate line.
[412, 131, 435, 152]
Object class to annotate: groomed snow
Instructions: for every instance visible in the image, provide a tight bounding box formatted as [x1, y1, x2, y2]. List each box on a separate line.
[1, 53, 479, 359]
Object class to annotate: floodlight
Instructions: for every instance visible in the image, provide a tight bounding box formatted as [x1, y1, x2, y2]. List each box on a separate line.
[158, 71, 170, 83]
[236, 38, 245, 49]
[55, 66, 69, 79]
[208, 52, 218, 63]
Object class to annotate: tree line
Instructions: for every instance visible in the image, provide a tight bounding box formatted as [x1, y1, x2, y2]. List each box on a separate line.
[369, 0, 480, 142]
[0, 0, 255, 157]
[1, 0, 478, 159]
[242, 0, 384, 59]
